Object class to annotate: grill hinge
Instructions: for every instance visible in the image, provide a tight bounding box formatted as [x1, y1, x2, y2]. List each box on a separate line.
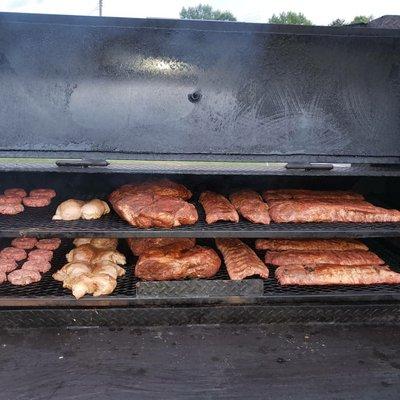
[285, 162, 334, 171]
[55, 159, 109, 168]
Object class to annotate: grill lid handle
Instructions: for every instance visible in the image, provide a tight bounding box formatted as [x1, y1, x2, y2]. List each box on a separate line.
[56, 159, 109, 168]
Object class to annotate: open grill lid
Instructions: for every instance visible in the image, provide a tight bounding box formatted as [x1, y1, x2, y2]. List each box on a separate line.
[0, 12, 400, 164]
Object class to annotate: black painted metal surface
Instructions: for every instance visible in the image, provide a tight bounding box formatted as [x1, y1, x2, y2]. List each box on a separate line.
[0, 12, 400, 163]
[1, 303, 400, 328]
[1, 324, 400, 399]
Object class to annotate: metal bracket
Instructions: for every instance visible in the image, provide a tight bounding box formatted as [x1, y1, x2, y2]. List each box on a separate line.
[56, 159, 109, 168]
[285, 162, 334, 171]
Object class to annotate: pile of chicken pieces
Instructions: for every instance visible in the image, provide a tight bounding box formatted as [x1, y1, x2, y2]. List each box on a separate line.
[53, 238, 126, 299]
[52, 199, 110, 221]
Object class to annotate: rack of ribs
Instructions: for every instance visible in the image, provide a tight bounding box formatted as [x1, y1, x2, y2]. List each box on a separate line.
[263, 189, 364, 202]
[276, 264, 400, 285]
[267, 199, 400, 223]
[265, 250, 384, 266]
[199, 191, 239, 224]
[255, 239, 368, 251]
[229, 189, 270, 224]
[215, 238, 268, 280]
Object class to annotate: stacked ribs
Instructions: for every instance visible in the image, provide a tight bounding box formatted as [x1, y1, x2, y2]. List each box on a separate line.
[263, 189, 400, 223]
[257, 238, 400, 285]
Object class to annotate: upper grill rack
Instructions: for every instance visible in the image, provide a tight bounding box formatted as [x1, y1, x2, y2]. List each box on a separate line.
[1, 201, 400, 239]
[1, 238, 400, 307]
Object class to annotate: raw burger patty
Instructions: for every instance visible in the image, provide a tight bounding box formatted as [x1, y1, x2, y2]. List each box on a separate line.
[0, 204, 24, 215]
[7, 269, 41, 285]
[0, 195, 22, 205]
[36, 238, 61, 251]
[0, 272, 6, 284]
[23, 196, 51, 207]
[28, 249, 53, 262]
[0, 258, 17, 273]
[11, 237, 38, 250]
[29, 189, 56, 199]
[0, 247, 27, 261]
[21, 260, 51, 273]
[4, 188, 27, 198]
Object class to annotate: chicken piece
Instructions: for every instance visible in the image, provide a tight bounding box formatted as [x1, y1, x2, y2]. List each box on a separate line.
[81, 199, 110, 220]
[216, 238, 269, 280]
[73, 238, 118, 251]
[91, 262, 118, 280]
[91, 274, 117, 297]
[127, 237, 196, 256]
[0, 272, 6, 284]
[92, 261, 126, 278]
[229, 190, 270, 224]
[255, 239, 369, 251]
[135, 245, 221, 281]
[89, 238, 118, 250]
[52, 199, 85, 221]
[91, 249, 126, 265]
[66, 244, 97, 263]
[52, 262, 92, 282]
[63, 274, 96, 299]
[276, 264, 400, 285]
[109, 180, 197, 229]
[72, 238, 92, 247]
[199, 191, 239, 224]
[265, 250, 384, 267]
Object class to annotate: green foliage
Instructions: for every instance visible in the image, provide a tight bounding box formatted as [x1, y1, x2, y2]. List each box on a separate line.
[180, 4, 236, 21]
[329, 18, 346, 26]
[268, 11, 312, 25]
[350, 15, 373, 24]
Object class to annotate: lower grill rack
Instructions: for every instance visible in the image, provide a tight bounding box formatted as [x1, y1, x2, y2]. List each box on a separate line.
[0, 239, 400, 307]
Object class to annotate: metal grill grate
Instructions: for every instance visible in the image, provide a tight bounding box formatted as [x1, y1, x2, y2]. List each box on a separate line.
[0, 238, 399, 306]
[1, 201, 400, 238]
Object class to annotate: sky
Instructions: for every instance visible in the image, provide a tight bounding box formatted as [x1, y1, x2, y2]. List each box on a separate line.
[1, 0, 400, 25]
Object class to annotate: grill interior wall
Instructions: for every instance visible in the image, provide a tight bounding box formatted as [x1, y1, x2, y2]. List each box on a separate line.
[1, 172, 399, 207]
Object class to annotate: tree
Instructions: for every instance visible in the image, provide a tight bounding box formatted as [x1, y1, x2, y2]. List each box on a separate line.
[268, 11, 312, 25]
[329, 18, 346, 26]
[350, 15, 373, 24]
[180, 4, 236, 21]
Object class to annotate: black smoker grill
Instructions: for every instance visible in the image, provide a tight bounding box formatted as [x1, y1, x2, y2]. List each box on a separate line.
[1, 12, 400, 399]
[1, 11, 400, 322]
